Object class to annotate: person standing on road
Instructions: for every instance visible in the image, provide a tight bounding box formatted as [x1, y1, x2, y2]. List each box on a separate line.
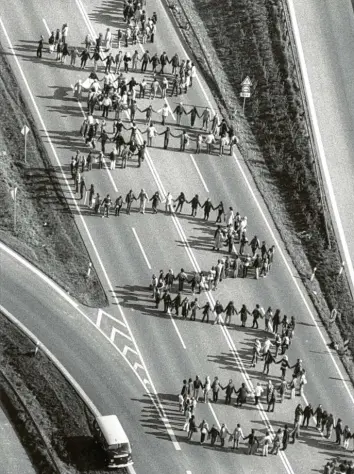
[224, 301, 236, 326]
[88, 184, 95, 208]
[201, 301, 211, 323]
[213, 300, 224, 325]
[114, 195, 123, 216]
[211, 376, 221, 402]
[150, 191, 161, 214]
[125, 189, 136, 215]
[100, 194, 112, 218]
[174, 192, 186, 213]
[173, 102, 186, 125]
[244, 429, 259, 455]
[302, 404, 314, 428]
[165, 192, 174, 214]
[37, 35, 44, 58]
[188, 194, 201, 217]
[202, 198, 213, 221]
[79, 175, 86, 200]
[175, 268, 188, 292]
[137, 188, 149, 214]
[222, 379, 235, 405]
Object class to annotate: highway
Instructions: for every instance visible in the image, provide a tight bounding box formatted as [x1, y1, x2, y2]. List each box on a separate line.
[0, 0, 353, 473]
[288, 0, 354, 293]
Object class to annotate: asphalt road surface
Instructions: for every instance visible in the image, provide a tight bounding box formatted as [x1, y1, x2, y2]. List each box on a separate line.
[0, 0, 354, 473]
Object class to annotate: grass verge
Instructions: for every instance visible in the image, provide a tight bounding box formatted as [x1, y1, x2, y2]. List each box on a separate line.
[0, 40, 107, 308]
[0, 311, 124, 474]
[166, 0, 354, 379]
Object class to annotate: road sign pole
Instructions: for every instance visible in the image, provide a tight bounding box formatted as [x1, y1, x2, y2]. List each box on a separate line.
[243, 97, 246, 113]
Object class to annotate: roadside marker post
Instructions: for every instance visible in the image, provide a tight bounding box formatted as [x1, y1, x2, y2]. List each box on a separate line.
[86, 261, 92, 278]
[310, 266, 317, 282]
[10, 186, 18, 233]
[21, 125, 30, 164]
[240, 76, 252, 113]
[338, 261, 345, 277]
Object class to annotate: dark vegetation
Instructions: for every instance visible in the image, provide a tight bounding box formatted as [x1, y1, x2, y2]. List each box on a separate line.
[0, 41, 107, 308]
[168, 0, 354, 368]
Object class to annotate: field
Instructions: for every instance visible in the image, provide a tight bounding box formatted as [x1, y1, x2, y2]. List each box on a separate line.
[0, 41, 107, 308]
[167, 0, 354, 376]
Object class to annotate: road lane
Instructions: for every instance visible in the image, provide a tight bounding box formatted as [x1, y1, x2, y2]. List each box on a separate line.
[1, 0, 354, 472]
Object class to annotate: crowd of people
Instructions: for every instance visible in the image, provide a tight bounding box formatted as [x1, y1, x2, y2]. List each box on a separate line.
[179, 373, 354, 458]
[36, 3, 353, 473]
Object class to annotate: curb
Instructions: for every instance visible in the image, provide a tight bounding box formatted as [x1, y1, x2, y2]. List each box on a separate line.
[0, 304, 101, 418]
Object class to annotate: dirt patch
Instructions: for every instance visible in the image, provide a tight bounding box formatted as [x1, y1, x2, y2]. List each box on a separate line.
[0, 311, 127, 473]
[0, 40, 107, 308]
[165, 0, 354, 378]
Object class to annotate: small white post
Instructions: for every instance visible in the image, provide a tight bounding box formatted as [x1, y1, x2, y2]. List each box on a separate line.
[86, 262, 92, 278]
[310, 266, 317, 282]
[338, 261, 345, 277]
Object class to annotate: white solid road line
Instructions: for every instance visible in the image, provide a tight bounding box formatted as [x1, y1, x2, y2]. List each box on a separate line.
[158, 0, 354, 405]
[42, 18, 51, 36]
[0, 17, 181, 452]
[207, 402, 221, 429]
[103, 160, 118, 193]
[189, 154, 209, 193]
[169, 313, 187, 349]
[132, 227, 152, 269]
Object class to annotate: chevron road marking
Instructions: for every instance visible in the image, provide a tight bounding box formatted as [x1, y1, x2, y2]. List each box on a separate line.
[110, 327, 132, 343]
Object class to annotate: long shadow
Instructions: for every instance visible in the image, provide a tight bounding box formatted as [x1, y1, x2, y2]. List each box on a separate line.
[131, 394, 186, 443]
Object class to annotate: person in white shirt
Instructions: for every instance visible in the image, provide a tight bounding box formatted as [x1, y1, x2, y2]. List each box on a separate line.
[165, 192, 174, 214]
[158, 104, 169, 125]
[262, 431, 272, 456]
[62, 23, 68, 44]
[254, 382, 264, 405]
[205, 131, 215, 153]
[104, 28, 112, 49]
[232, 424, 244, 449]
[263, 337, 273, 355]
[137, 189, 149, 214]
[146, 123, 157, 146]
[225, 207, 235, 226]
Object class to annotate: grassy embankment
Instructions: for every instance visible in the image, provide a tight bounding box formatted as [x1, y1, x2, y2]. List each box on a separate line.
[168, 0, 354, 376]
[0, 312, 120, 474]
[0, 41, 107, 308]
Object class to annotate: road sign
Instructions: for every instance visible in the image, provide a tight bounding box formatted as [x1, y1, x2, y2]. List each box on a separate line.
[21, 125, 30, 136]
[240, 76, 252, 109]
[241, 76, 252, 87]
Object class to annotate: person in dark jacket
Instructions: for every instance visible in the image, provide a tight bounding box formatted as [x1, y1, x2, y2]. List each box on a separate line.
[244, 429, 259, 455]
[202, 198, 213, 220]
[314, 404, 324, 428]
[282, 425, 290, 450]
[201, 302, 211, 323]
[174, 192, 186, 213]
[235, 383, 249, 407]
[222, 379, 235, 405]
[37, 35, 44, 58]
[209, 424, 219, 446]
[302, 404, 314, 427]
[172, 292, 182, 316]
